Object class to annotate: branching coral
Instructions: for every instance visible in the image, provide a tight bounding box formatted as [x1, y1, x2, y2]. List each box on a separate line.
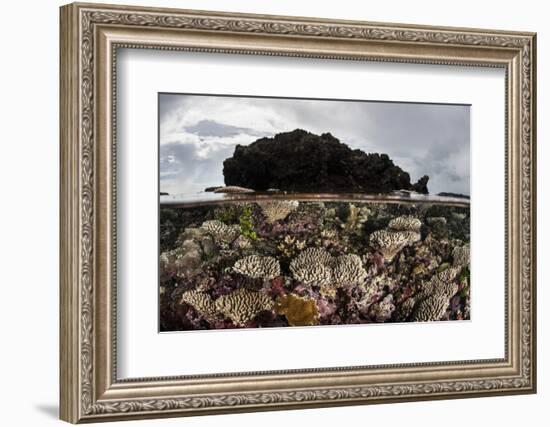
[275, 294, 319, 326]
[215, 288, 274, 325]
[179, 290, 218, 320]
[289, 248, 367, 287]
[200, 220, 240, 243]
[257, 200, 299, 223]
[233, 255, 281, 280]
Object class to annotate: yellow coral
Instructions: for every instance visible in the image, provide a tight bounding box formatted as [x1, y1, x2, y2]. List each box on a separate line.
[275, 294, 319, 326]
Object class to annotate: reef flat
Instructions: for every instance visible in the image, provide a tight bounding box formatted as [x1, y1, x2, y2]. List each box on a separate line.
[159, 198, 470, 331]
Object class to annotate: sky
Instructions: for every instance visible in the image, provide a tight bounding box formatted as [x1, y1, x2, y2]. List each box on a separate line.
[159, 93, 470, 196]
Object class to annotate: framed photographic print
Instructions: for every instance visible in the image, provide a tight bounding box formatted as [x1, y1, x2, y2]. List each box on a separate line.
[60, 2, 537, 423]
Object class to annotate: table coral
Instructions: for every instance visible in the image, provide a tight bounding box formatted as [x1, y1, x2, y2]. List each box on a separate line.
[232, 255, 281, 280]
[289, 247, 367, 288]
[411, 266, 461, 322]
[388, 215, 422, 231]
[452, 244, 470, 268]
[215, 288, 274, 325]
[369, 229, 421, 261]
[179, 290, 218, 321]
[200, 220, 240, 243]
[257, 200, 299, 223]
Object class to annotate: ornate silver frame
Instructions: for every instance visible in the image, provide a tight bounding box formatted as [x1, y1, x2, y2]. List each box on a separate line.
[60, 2, 536, 423]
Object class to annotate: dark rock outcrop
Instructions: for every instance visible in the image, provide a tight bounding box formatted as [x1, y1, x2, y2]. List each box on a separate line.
[437, 192, 470, 199]
[223, 129, 429, 194]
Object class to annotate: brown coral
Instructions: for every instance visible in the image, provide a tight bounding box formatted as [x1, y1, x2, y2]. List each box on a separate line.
[275, 294, 319, 326]
[215, 288, 274, 326]
[257, 200, 299, 223]
[233, 255, 281, 280]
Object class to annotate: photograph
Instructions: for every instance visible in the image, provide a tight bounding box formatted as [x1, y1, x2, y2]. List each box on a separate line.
[57, 3, 536, 422]
[158, 94, 471, 331]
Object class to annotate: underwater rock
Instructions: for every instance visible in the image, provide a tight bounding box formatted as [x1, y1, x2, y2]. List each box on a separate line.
[426, 216, 447, 226]
[160, 240, 204, 280]
[275, 294, 319, 326]
[200, 220, 240, 243]
[232, 255, 281, 280]
[223, 129, 429, 193]
[257, 200, 299, 223]
[231, 235, 252, 250]
[215, 288, 274, 326]
[370, 294, 396, 322]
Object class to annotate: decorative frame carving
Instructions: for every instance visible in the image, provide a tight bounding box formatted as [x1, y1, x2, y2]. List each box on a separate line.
[60, 2, 536, 423]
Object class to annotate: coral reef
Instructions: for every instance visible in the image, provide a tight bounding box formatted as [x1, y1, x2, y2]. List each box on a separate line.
[200, 220, 240, 243]
[275, 294, 319, 326]
[159, 198, 470, 331]
[369, 215, 422, 261]
[452, 244, 470, 268]
[289, 248, 367, 288]
[257, 200, 299, 223]
[410, 266, 462, 322]
[180, 290, 218, 321]
[215, 288, 274, 325]
[370, 229, 421, 261]
[233, 255, 281, 280]
[388, 215, 422, 231]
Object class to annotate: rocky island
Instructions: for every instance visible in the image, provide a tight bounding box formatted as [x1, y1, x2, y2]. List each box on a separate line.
[223, 129, 429, 194]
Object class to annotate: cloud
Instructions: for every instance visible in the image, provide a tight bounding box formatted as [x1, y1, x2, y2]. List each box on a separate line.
[159, 94, 470, 195]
